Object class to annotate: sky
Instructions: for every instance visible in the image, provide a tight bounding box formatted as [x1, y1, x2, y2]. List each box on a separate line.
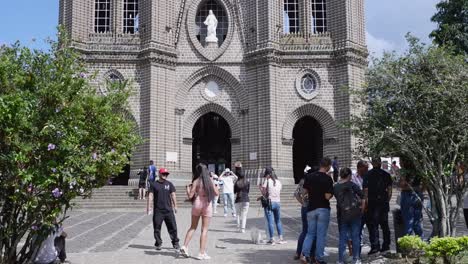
[0, 0, 440, 58]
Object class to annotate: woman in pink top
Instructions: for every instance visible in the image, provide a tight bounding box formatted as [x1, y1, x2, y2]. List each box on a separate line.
[180, 164, 219, 260]
[261, 166, 286, 244]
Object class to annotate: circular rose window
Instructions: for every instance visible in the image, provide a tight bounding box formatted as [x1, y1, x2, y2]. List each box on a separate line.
[295, 70, 321, 100]
[301, 74, 317, 94]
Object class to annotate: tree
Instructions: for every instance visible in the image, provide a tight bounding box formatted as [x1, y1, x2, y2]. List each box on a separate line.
[430, 0, 468, 55]
[0, 36, 141, 263]
[351, 36, 468, 237]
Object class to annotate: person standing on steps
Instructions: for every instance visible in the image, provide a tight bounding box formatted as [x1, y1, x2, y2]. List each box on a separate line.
[363, 157, 393, 255]
[219, 168, 238, 217]
[151, 168, 180, 251]
[234, 162, 250, 233]
[138, 167, 148, 200]
[180, 163, 219, 260]
[147, 160, 158, 214]
[332, 156, 340, 183]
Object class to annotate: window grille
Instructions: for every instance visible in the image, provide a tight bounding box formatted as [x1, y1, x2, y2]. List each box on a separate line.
[284, 0, 300, 33]
[311, 0, 327, 33]
[95, 0, 111, 33]
[124, 0, 139, 34]
[195, 0, 229, 46]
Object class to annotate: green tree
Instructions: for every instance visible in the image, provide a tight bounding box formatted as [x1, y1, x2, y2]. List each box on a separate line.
[0, 36, 141, 263]
[351, 36, 468, 237]
[430, 0, 468, 55]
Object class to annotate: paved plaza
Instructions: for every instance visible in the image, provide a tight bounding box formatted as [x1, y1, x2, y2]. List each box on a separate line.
[64, 204, 468, 264]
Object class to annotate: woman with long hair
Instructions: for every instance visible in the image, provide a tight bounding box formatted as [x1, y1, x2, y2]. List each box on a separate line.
[261, 166, 286, 244]
[234, 163, 250, 233]
[180, 163, 219, 260]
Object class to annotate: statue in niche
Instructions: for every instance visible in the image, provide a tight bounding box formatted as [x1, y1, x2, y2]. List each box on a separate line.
[204, 10, 218, 43]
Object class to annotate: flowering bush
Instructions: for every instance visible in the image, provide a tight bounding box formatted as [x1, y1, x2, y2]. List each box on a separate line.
[0, 34, 140, 263]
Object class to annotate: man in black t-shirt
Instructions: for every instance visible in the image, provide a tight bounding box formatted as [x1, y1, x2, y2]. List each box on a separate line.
[300, 158, 334, 264]
[363, 157, 393, 255]
[150, 168, 180, 251]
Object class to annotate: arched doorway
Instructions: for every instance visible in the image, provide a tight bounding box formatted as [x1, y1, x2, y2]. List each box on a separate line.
[293, 116, 323, 183]
[192, 112, 232, 175]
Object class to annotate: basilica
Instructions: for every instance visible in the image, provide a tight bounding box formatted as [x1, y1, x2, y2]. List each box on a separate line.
[59, 0, 367, 184]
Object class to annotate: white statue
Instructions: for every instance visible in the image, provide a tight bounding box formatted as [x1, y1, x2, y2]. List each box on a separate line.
[204, 10, 218, 43]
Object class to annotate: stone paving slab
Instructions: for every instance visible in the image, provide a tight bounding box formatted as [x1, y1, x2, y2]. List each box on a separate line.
[64, 205, 468, 264]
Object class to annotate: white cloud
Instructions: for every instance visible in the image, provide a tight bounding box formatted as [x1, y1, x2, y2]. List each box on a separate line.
[366, 31, 397, 58]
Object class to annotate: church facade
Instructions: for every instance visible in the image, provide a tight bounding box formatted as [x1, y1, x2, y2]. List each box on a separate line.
[59, 0, 367, 184]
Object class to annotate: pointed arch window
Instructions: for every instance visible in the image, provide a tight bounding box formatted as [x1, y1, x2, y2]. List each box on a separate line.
[123, 0, 139, 34]
[284, 0, 300, 33]
[95, 0, 111, 33]
[311, 0, 327, 33]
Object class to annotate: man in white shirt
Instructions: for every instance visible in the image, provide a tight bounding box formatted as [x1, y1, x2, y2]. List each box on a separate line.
[219, 168, 238, 217]
[352, 160, 369, 190]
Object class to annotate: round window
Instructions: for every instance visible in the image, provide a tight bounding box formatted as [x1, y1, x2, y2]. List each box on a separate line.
[301, 74, 317, 94]
[204, 81, 220, 98]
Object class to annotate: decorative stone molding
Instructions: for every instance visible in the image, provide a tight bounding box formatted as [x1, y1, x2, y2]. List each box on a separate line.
[176, 65, 247, 110]
[182, 103, 241, 140]
[186, 0, 235, 61]
[282, 104, 338, 143]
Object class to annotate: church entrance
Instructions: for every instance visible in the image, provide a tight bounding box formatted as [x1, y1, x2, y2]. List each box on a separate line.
[192, 112, 232, 175]
[292, 116, 323, 183]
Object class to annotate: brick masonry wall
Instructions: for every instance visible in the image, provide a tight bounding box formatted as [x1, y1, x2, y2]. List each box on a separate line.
[61, 0, 367, 182]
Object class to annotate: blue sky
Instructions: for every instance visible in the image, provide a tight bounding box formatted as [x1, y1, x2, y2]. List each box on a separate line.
[0, 0, 440, 57]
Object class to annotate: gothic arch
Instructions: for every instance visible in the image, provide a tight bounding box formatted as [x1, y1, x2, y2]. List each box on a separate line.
[282, 104, 338, 141]
[182, 103, 240, 140]
[176, 65, 247, 110]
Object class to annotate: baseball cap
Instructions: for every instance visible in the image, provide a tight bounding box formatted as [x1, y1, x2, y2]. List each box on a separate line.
[159, 168, 170, 175]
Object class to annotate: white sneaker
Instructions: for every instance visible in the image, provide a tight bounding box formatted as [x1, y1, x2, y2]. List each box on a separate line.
[276, 239, 287, 244]
[223, 214, 227, 217]
[179, 246, 189, 258]
[241, 228, 245, 233]
[196, 253, 211, 260]
[353, 260, 362, 264]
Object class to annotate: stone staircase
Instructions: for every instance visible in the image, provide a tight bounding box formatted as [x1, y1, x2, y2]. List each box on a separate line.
[72, 185, 301, 210]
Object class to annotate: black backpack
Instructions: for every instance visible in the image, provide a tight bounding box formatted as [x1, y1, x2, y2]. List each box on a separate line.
[337, 183, 361, 222]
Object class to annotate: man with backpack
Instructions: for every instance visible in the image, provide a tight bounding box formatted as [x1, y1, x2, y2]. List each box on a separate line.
[335, 168, 365, 264]
[147, 160, 158, 214]
[363, 157, 393, 255]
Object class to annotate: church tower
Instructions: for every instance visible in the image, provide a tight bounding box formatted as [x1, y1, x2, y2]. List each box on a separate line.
[59, 0, 367, 184]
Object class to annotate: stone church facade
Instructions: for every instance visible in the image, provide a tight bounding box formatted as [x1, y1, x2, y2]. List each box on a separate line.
[59, 0, 367, 184]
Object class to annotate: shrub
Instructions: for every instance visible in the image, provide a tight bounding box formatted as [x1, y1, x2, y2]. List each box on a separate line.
[398, 235, 427, 258]
[426, 237, 463, 264]
[0, 32, 141, 263]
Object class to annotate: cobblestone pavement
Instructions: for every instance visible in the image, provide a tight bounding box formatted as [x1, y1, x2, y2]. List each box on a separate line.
[64, 205, 468, 264]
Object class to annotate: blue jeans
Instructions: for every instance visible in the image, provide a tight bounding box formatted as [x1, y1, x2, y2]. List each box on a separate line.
[401, 191, 423, 236]
[339, 217, 361, 262]
[264, 202, 283, 239]
[296, 206, 308, 255]
[223, 193, 235, 215]
[302, 208, 331, 261]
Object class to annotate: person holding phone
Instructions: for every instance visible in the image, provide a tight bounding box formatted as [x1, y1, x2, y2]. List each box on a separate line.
[219, 168, 238, 217]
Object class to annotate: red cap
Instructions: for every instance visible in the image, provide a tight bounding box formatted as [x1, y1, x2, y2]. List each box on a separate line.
[159, 168, 169, 175]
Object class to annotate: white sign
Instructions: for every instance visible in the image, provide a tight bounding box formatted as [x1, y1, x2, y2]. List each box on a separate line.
[166, 152, 178, 163]
[249, 152, 257, 161]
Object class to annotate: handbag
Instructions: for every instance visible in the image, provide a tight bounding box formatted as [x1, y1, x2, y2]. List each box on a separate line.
[260, 180, 272, 210]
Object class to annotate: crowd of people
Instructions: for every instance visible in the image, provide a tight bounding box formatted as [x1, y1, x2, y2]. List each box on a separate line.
[142, 157, 437, 263]
[32, 156, 466, 264]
